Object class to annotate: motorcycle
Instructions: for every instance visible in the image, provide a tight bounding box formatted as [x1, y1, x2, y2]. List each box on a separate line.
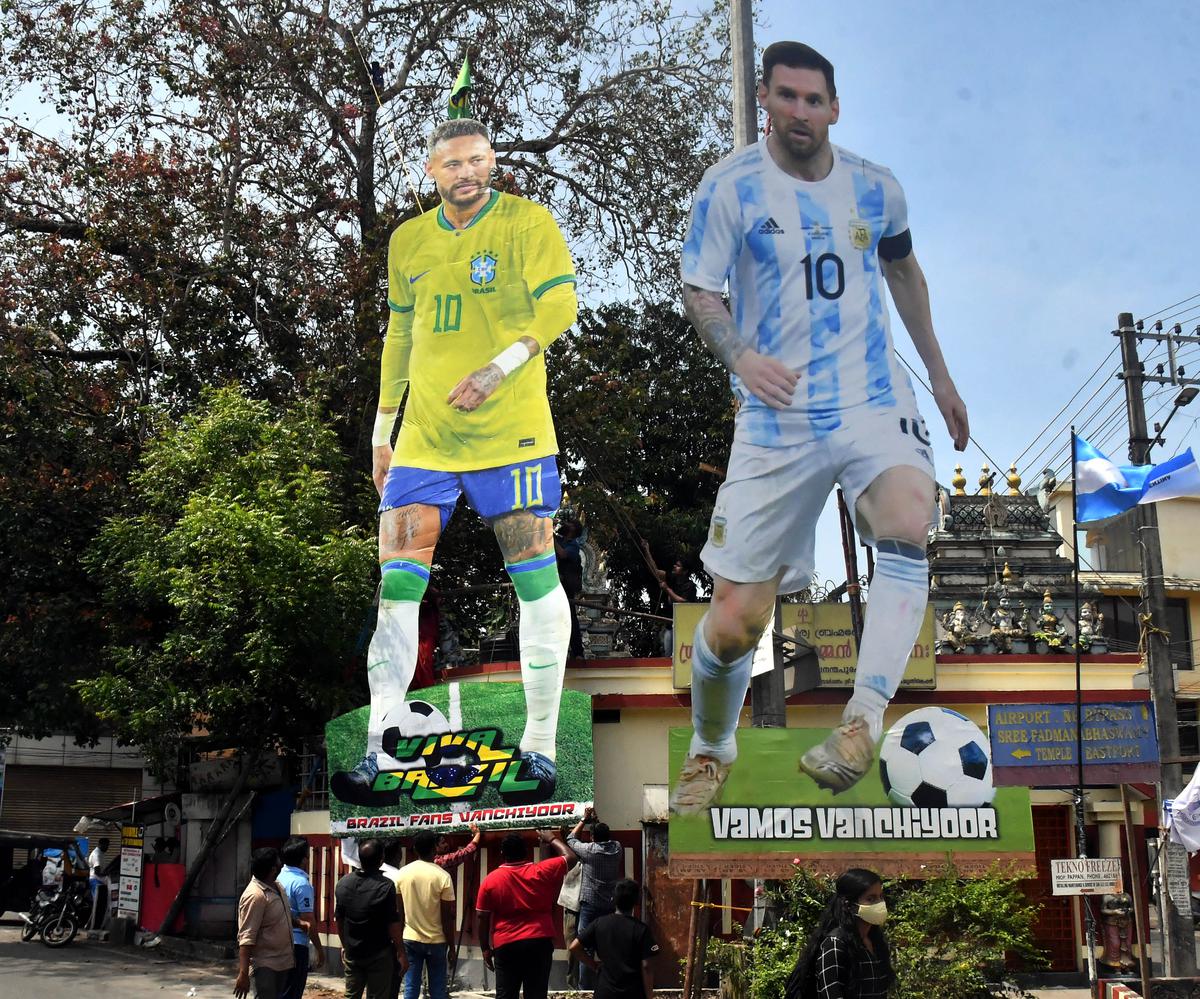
[21, 879, 94, 947]
[20, 886, 58, 942]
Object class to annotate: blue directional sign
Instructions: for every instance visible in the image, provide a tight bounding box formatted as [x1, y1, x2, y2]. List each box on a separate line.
[988, 701, 1159, 786]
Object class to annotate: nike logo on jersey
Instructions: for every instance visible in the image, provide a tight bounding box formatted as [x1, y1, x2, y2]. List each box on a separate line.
[409, 270, 430, 283]
[757, 217, 785, 235]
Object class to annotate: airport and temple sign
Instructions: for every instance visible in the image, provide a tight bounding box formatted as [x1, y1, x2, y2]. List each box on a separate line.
[326, 681, 593, 835]
[668, 714, 1035, 879]
[672, 602, 935, 690]
[987, 701, 1159, 786]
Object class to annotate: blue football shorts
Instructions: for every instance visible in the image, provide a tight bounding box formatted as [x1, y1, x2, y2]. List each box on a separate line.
[379, 456, 562, 528]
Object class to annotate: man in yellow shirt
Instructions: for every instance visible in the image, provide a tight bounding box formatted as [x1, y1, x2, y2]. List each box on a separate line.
[331, 118, 578, 807]
[395, 831, 456, 999]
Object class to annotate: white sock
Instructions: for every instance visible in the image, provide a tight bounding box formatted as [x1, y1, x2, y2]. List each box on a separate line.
[517, 584, 571, 759]
[688, 615, 754, 765]
[847, 543, 929, 742]
[365, 599, 420, 757]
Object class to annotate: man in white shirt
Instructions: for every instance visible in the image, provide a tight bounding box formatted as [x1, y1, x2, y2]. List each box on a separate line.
[87, 836, 111, 929]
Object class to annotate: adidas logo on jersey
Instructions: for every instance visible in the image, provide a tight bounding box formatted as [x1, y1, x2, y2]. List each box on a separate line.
[757, 217, 785, 235]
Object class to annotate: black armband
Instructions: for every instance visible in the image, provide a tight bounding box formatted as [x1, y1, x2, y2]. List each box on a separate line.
[878, 228, 913, 262]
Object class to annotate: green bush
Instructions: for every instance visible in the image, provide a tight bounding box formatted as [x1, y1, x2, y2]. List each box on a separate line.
[707, 864, 1046, 999]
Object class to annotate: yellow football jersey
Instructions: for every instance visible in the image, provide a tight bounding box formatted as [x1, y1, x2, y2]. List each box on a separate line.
[385, 191, 577, 472]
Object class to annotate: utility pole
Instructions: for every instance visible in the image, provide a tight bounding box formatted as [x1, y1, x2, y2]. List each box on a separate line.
[730, 0, 757, 148]
[728, 0, 784, 732]
[1115, 310, 1198, 976]
[727, 1, 785, 947]
[734, 16, 784, 729]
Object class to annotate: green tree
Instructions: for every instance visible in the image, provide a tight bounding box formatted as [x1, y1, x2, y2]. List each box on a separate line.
[708, 865, 1046, 999]
[0, 327, 132, 739]
[79, 385, 376, 775]
[0, 0, 735, 704]
[548, 301, 735, 651]
[1, 0, 731, 437]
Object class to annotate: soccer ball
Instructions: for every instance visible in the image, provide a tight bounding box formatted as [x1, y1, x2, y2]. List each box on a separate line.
[379, 699, 451, 764]
[878, 707, 995, 808]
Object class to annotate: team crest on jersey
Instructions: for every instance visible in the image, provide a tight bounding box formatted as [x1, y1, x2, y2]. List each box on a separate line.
[848, 219, 872, 250]
[710, 515, 727, 547]
[470, 252, 498, 290]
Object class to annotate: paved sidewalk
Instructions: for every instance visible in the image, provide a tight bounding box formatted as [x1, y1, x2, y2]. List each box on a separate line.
[2, 920, 1110, 999]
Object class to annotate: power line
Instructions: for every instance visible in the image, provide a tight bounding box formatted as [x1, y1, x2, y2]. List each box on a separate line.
[1010, 299, 1200, 482]
[1139, 292, 1200, 324]
[1013, 345, 1120, 473]
[1021, 380, 1126, 482]
[1039, 386, 1134, 482]
[895, 349, 1005, 471]
[1019, 340, 1170, 483]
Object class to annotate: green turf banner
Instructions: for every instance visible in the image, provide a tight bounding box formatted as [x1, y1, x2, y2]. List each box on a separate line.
[668, 709, 1035, 879]
[326, 681, 593, 835]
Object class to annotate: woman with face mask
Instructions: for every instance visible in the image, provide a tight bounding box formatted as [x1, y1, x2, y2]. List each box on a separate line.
[784, 868, 896, 999]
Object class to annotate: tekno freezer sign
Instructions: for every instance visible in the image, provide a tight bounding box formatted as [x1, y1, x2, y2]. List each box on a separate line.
[987, 702, 1158, 786]
[1050, 857, 1122, 896]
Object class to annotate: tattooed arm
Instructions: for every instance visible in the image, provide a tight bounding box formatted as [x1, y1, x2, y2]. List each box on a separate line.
[446, 335, 540, 412]
[447, 282, 576, 412]
[682, 283, 799, 410]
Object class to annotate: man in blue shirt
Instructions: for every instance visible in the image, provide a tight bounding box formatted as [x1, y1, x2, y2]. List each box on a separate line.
[277, 836, 326, 999]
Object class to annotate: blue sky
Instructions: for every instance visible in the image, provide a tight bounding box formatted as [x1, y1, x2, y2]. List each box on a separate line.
[750, 1, 1200, 582]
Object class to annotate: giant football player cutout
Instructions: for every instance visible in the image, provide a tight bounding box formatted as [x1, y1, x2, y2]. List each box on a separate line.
[332, 119, 578, 806]
[671, 42, 970, 813]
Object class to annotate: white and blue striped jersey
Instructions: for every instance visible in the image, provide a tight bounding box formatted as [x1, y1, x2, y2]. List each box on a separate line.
[682, 141, 915, 446]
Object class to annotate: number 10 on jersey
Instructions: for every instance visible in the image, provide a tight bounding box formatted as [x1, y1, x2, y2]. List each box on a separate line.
[510, 463, 544, 511]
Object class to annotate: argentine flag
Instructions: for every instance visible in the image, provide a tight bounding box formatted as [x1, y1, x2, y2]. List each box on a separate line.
[1074, 434, 1200, 523]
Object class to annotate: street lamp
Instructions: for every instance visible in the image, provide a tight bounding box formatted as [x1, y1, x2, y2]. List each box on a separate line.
[1149, 386, 1199, 458]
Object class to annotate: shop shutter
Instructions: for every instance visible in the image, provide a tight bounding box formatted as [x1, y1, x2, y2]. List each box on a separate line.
[1, 765, 144, 837]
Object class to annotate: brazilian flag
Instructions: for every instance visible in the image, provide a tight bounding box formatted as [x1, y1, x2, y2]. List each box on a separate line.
[448, 54, 472, 119]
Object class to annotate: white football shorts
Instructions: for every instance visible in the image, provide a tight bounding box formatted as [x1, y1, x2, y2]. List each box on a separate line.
[701, 406, 936, 594]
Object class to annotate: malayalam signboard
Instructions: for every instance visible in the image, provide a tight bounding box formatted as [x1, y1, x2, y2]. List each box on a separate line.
[672, 602, 935, 690]
[326, 680, 593, 836]
[1050, 857, 1122, 895]
[668, 709, 1034, 879]
[987, 701, 1158, 785]
[117, 824, 144, 921]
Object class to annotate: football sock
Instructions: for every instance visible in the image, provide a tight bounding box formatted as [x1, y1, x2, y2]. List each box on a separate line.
[688, 615, 755, 765]
[364, 558, 429, 757]
[506, 551, 571, 760]
[847, 539, 929, 742]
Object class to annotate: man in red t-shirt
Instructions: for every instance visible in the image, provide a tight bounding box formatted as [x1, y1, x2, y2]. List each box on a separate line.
[476, 828, 578, 999]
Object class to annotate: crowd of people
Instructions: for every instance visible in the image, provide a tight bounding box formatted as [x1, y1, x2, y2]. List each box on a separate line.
[235, 807, 666, 999]
[236, 825, 894, 999]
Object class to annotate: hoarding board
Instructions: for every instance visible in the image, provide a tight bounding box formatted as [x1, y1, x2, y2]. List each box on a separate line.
[668, 712, 1034, 879]
[326, 681, 593, 836]
[672, 602, 935, 690]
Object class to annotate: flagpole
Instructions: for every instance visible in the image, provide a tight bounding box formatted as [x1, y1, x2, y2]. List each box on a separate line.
[1070, 426, 1099, 986]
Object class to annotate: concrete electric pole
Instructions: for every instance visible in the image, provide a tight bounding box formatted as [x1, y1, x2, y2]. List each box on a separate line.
[730, 0, 757, 148]
[730, 3, 786, 732]
[1115, 310, 1198, 976]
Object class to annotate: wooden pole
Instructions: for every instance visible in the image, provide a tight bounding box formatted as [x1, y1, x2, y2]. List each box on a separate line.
[683, 878, 703, 997]
[837, 489, 864, 645]
[693, 879, 712, 999]
[1120, 784, 1152, 999]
